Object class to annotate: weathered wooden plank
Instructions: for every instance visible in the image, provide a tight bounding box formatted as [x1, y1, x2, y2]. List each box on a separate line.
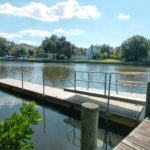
[115, 119, 150, 150]
[122, 139, 146, 150]
[114, 142, 135, 150]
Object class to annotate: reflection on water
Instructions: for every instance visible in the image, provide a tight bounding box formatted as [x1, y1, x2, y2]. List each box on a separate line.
[0, 91, 125, 150]
[64, 118, 123, 150]
[0, 62, 150, 94]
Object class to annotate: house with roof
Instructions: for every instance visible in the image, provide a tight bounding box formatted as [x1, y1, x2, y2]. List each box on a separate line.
[86, 45, 100, 59]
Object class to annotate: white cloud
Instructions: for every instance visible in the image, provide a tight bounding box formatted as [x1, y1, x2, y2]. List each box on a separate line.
[117, 13, 131, 20]
[53, 28, 85, 35]
[19, 29, 51, 37]
[0, 32, 22, 40]
[18, 28, 85, 37]
[0, 1, 101, 22]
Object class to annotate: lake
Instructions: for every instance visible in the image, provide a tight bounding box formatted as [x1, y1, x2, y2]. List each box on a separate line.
[0, 62, 149, 149]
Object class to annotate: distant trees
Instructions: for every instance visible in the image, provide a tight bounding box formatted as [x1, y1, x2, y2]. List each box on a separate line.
[0, 34, 150, 62]
[0, 38, 15, 57]
[96, 44, 114, 59]
[121, 35, 150, 61]
[41, 35, 75, 60]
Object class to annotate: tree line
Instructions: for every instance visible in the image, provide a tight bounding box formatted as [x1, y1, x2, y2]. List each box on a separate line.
[0, 35, 150, 61]
[95, 35, 150, 61]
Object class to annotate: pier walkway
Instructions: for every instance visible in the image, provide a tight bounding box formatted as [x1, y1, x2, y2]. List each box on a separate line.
[65, 87, 145, 105]
[114, 119, 150, 150]
[0, 78, 144, 127]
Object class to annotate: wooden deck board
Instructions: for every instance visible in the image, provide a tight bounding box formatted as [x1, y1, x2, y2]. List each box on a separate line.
[114, 119, 150, 150]
[0, 78, 144, 124]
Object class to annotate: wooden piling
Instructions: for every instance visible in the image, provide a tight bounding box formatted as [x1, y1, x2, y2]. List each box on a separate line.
[145, 82, 150, 118]
[81, 102, 99, 150]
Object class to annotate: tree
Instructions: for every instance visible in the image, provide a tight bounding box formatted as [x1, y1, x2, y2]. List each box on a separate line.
[97, 44, 114, 59]
[0, 102, 42, 150]
[121, 35, 149, 61]
[41, 34, 75, 60]
[0, 37, 9, 56]
[9, 47, 17, 58]
[111, 47, 122, 60]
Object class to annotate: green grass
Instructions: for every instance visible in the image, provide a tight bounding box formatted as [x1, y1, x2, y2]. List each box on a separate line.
[81, 59, 123, 63]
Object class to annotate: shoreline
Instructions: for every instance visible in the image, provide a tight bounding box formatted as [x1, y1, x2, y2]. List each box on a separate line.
[0, 59, 150, 67]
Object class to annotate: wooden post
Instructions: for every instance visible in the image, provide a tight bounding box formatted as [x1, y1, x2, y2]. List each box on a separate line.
[145, 82, 150, 118]
[81, 102, 99, 150]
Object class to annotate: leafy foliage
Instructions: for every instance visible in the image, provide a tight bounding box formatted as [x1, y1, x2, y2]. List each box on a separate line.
[121, 35, 150, 61]
[41, 34, 75, 60]
[0, 101, 42, 150]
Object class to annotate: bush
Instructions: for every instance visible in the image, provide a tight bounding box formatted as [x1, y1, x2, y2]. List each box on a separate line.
[0, 101, 42, 150]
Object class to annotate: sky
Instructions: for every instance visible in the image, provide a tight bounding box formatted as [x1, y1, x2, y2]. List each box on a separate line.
[0, 0, 150, 48]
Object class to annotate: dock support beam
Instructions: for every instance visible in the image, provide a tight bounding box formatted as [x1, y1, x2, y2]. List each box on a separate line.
[145, 82, 150, 118]
[81, 102, 99, 150]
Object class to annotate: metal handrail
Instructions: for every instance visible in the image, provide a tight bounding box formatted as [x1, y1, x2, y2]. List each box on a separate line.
[73, 70, 148, 96]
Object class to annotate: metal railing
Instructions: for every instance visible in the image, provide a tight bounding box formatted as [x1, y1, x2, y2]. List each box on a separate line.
[73, 70, 149, 96]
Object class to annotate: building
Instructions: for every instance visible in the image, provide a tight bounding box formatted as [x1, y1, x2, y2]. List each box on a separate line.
[86, 45, 99, 59]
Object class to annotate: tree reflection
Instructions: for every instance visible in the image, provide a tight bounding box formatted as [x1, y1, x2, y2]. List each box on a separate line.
[44, 65, 73, 87]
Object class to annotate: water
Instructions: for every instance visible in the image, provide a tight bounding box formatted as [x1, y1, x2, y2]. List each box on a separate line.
[0, 91, 125, 150]
[0, 62, 150, 93]
[0, 62, 149, 149]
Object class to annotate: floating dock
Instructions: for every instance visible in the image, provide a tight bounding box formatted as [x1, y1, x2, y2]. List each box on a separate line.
[0, 78, 144, 127]
[114, 119, 150, 150]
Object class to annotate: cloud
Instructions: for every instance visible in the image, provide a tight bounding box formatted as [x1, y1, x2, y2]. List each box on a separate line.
[53, 28, 85, 35]
[19, 28, 85, 37]
[0, 1, 101, 22]
[0, 32, 22, 40]
[117, 13, 131, 20]
[19, 29, 51, 37]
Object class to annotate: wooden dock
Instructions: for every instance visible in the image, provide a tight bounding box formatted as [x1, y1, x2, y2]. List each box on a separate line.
[65, 87, 146, 106]
[114, 119, 150, 150]
[0, 78, 145, 127]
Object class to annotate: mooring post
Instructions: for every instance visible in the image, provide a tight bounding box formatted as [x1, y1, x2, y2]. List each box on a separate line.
[145, 82, 150, 118]
[81, 102, 99, 150]
[21, 66, 23, 89]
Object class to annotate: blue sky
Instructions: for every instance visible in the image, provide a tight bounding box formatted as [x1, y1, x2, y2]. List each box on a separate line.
[0, 0, 150, 48]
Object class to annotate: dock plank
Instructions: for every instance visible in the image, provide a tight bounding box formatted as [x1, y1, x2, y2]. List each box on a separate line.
[114, 119, 150, 150]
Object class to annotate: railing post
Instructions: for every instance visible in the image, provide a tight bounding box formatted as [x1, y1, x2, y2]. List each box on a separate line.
[116, 74, 118, 94]
[74, 71, 76, 91]
[145, 82, 150, 118]
[104, 73, 107, 96]
[87, 72, 90, 90]
[43, 67, 45, 95]
[81, 102, 99, 150]
[21, 66, 23, 89]
[106, 73, 112, 116]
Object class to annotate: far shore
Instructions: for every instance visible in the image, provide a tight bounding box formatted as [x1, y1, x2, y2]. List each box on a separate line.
[0, 59, 150, 67]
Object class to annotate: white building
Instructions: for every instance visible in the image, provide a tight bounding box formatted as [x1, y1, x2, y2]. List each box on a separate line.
[86, 45, 99, 59]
